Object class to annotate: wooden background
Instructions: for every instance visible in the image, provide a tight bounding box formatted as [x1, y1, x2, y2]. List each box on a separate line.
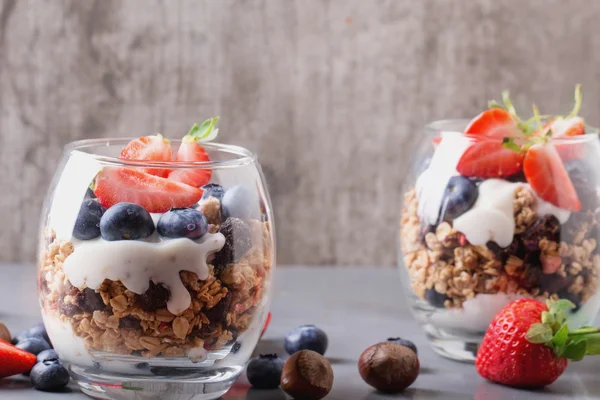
[1, 0, 600, 266]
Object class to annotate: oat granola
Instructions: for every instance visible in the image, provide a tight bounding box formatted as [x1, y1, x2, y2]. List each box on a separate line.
[400, 187, 600, 309]
[39, 197, 273, 358]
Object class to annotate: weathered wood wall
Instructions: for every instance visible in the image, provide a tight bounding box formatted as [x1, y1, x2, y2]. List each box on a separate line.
[1, 0, 599, 266]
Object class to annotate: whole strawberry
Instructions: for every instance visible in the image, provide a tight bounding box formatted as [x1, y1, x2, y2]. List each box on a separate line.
[476, 298, 600, 388]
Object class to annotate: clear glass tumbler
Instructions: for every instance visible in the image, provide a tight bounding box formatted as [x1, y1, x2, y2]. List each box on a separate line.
[38, 139, 275, 399]
[398, 120, 600, 362]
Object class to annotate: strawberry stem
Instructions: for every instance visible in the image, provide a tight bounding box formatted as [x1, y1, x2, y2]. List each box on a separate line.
[566, 84, 582, 119]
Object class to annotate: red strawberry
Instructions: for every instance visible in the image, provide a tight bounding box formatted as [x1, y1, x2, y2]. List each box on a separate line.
[94, 167, 203, 213]
[168, 140, 212, 187]
[456, 141, 525, 178]
[0, 339, 37, 378]
[168, 119, 219, 187]
[476, 299, 567, 387]
[544, 116, 585, 137]
[120, 134, 173, 177]
[464, 108, 522, 138]
[523, 143, 581, 211]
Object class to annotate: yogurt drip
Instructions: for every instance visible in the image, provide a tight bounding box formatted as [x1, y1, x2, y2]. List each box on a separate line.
[416, 135, 571, 248]
[63, 233, 225, 315]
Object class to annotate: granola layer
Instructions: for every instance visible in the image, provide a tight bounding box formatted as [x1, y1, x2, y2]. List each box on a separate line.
[39, 198, 273, 358]
[400, 187, 600, 309]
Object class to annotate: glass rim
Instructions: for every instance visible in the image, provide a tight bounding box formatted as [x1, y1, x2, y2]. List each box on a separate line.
[425, 118, 600, 145]
[63, 138, 258, 169]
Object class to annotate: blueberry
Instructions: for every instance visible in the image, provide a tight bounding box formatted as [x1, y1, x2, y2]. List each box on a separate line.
[284, 325, 328, 356]
[73, 200, 106, 240]
[30, 359, 70, 392]
[85, 187, 97, 199]
[221, 185, 260, 220]
[425, 288, 448, 308]
[565, 160, 598, 210]
[157, 208, 208, 240]
[213, 218, 253, 271]
[201, 183, 226, 202]
[439, 176, 478, 222]
[16, 337, 51, 355]
[387, 337, 418, 355]
[558, 290, 582, 312]
[36, 349, 59, 363]
[27, 323, 51, 345]
[75, 288, 105, 313]
[100, 202, 155, 241]
[505, 171, 527, 183]
[14, 323, 51, 345]
[246, 354, 284, 389]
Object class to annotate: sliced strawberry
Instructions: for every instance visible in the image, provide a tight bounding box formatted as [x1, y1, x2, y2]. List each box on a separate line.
[538, 117, 586, 161]
[456, 141, 525, 178]
[0, 339, 37, 378]
[539, 116, 585, 138]
[120, 134, 173, 177]
[168, 140, 212, 187]
[523, 143, 581, 211]
[464, 108, 522, 138]
[94, 167, 203, 213]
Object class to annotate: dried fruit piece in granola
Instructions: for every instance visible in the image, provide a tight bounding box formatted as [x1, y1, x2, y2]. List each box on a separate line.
[136, 281, 171, 312]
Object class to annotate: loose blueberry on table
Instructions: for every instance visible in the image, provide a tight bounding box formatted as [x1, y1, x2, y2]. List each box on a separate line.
[246, 354, 285, 389]
[387, 337, 418, 355]
[284, 325, 329, 356]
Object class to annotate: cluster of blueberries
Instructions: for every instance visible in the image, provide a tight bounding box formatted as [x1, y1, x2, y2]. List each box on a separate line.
[74, 183, 260, 242]
[13, 323, 70, 392]
[245, 325, 418, 390]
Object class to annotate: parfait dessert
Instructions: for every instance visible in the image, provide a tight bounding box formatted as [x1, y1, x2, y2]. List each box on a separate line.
[399, 86, 600, 360]
[38, 118, 275, 399]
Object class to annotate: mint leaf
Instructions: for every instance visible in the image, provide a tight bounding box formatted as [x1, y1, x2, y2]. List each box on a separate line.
[502, 137, 521, 152]
[563, 340, 587, 361]
[526, 323, 553, 344]
[187, 117, 220, 142]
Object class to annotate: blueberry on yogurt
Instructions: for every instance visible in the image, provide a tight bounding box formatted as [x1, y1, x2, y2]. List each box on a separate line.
[201, 183, 226, 202]
[100, 202, 155, 241]
[221, 185, 260, 220]
[157, 208, 208, 239]
[439, 176, 478, 223]
[73, 199, 106, 240]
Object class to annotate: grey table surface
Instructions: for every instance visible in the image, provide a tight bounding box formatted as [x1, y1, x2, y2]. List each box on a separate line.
[0, 265, 599, 400]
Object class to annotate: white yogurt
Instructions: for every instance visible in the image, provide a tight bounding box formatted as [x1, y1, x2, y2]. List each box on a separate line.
[43, 314, 95, 367]
[416, 135, 571, 248]
[416, 133, 472, 225]
[63, 233, 225, 315]
[431, 293, 526, 332]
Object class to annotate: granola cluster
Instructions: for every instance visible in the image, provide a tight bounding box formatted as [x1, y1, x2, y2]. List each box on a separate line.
[400, 187, 600, 309]
[39, 198, 273, 358]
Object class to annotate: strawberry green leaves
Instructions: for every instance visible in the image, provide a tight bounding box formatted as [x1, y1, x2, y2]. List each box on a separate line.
[186, 117, 220, 142]
[525, 299, 600, 361]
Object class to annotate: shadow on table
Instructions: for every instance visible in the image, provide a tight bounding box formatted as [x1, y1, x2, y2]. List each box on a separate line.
[362, 387, 453, 399]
